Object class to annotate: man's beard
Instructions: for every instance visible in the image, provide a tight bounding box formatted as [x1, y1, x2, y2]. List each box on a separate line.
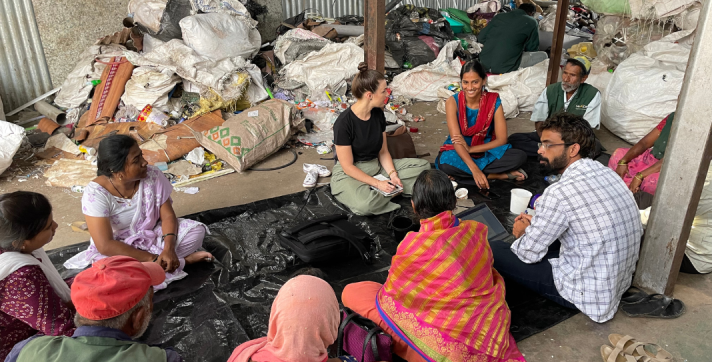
[562, 80, 581, 93]
[539, 153, 569, 175]
[132, 314, 151, 339]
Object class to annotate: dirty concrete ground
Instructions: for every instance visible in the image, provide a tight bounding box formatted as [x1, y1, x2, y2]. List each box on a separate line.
[1, 102, 708, 361]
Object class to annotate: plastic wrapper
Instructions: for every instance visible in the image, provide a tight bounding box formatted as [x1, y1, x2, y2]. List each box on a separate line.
[47, 159, 578, 362]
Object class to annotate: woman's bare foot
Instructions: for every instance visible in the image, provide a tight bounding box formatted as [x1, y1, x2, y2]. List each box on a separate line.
[488, 170, 526, 181]
[185, 251, 213, 264]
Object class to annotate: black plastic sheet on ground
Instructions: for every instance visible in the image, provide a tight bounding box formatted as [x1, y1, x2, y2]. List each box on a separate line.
[48, 157, 583, 362]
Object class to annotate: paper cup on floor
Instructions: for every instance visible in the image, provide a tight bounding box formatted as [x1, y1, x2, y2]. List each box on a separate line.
[452, 181, 458, 190]
[455, 188, 468, 200]
[510, 189, 533, 214]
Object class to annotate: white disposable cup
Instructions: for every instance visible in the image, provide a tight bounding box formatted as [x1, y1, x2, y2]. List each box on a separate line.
[510, 189, 533, 214]
[451, 181, 458, 190]
[455, 188, 468, 200]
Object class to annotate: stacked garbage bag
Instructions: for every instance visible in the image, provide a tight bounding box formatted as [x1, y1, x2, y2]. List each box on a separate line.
[16, 0, 314, 193]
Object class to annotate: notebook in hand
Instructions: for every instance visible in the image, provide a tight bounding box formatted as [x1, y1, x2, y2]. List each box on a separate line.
[371, 174, 403, 197]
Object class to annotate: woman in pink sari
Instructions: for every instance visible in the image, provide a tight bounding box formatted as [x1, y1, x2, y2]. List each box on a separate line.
[342, 170, 525, 362]
[608, 113, 674, 194]
[64, 135, 212, 290]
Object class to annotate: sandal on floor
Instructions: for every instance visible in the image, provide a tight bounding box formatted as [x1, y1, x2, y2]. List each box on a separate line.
[601, 345, 637, 362]
[506, 168, 528, 181]
[621, 287, 649, 305]
[608, 334, 673, 362]
[621, 294, 686, 319]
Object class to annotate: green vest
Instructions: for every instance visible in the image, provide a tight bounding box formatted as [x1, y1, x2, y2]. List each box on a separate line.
[651, 112, 674, 159]
[546, 82, 599, 118]
[17, 335, 167, 362]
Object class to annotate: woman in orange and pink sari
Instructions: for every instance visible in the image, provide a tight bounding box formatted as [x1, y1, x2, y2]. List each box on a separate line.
[342, 169, 525, 362]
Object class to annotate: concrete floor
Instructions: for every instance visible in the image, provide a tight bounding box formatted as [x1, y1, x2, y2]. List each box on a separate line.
[1, 102, 709, 361]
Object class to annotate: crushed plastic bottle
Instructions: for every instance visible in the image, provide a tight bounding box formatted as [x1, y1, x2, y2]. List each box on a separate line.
[71, 185, 84, 193]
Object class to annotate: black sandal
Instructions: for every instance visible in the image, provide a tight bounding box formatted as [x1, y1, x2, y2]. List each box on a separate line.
[621, 294, 686, 319]
[620, 287, 648, 305]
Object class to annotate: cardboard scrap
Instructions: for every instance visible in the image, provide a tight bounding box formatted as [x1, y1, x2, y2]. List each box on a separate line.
[35, 147, 84, 162]
[43, 159, 97, 188]
[167, 160, 203, 176]
[80, 121, 164, 149]
[141, 110, 224, 164]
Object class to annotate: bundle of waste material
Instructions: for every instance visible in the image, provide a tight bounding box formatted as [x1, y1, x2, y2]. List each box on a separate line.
[386, 5, 456, 69]
[593, 15, 671, 68]
[601, 29, 694, 144]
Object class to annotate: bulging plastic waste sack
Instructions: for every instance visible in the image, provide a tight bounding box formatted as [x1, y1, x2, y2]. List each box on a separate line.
[390, 41, 462, 102]
[180, 13, 261, 61]
[280, 43, 364, 93]
[601, 30, 694, 144]
[122, 67, 181, 112]
[0, 121, 25, 176]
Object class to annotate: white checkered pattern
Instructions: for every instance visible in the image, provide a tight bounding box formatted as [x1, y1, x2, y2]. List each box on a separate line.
[511, 158, 643, 322]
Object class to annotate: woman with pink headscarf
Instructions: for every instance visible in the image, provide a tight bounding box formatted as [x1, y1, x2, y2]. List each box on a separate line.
[228, 275, 352, 362]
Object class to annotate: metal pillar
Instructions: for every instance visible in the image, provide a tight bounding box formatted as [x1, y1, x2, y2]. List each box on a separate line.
[546, 0, 569, 85]
[364, 0, 385, 73]
[633, 0, 712, 295]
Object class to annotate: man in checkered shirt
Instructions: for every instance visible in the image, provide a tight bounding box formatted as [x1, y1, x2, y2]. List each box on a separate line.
[491, 113, 643, 323]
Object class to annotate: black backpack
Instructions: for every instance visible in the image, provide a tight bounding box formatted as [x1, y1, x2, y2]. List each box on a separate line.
[278, 214, 375, 264]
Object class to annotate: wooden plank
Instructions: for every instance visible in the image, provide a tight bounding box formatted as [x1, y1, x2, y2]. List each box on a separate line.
[364, 0, 385, 73]
[547, 0, 570, 85]
[633, 1, 712, 294]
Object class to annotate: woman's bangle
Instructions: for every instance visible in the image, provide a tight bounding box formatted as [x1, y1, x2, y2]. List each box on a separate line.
[388, 169, 397, 177]
[634, 172, 645, 181]
[618, 160, 629, 166]
[162, 233, 176, 241]
[151, 253, 159, 262]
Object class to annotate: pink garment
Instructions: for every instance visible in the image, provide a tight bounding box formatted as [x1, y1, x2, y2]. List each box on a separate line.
[64, 166, 207, 289]
[228, 275, 340, 362]
[608, 148, 660, 195]
[0, 251, 75, 361]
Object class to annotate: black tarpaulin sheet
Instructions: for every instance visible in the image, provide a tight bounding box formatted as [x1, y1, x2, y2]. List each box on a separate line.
[47, 158, 583, 362]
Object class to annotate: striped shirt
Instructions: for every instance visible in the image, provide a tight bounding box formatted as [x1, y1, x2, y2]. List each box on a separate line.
[511, 158, 643, 322]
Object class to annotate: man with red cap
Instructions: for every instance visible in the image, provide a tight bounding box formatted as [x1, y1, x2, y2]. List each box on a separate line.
[5, 256, 182, 362]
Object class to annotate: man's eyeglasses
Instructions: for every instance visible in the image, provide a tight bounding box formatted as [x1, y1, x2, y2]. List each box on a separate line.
[538, 142, 574, 149]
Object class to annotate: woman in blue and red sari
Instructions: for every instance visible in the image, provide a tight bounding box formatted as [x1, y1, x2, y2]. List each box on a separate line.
[435, 61, 527, 189]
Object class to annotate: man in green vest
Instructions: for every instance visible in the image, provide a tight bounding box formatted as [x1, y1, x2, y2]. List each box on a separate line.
[509, 56, 602, 157]
[478, 3, 540, 74]
[6, 256, 183, 362]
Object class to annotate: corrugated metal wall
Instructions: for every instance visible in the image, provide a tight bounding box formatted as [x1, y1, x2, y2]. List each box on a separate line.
[0, 0, 53, 112]
[282, 0, 482, 19]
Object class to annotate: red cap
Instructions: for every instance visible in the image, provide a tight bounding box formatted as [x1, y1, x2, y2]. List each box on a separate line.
[71, 256, 165, 321]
